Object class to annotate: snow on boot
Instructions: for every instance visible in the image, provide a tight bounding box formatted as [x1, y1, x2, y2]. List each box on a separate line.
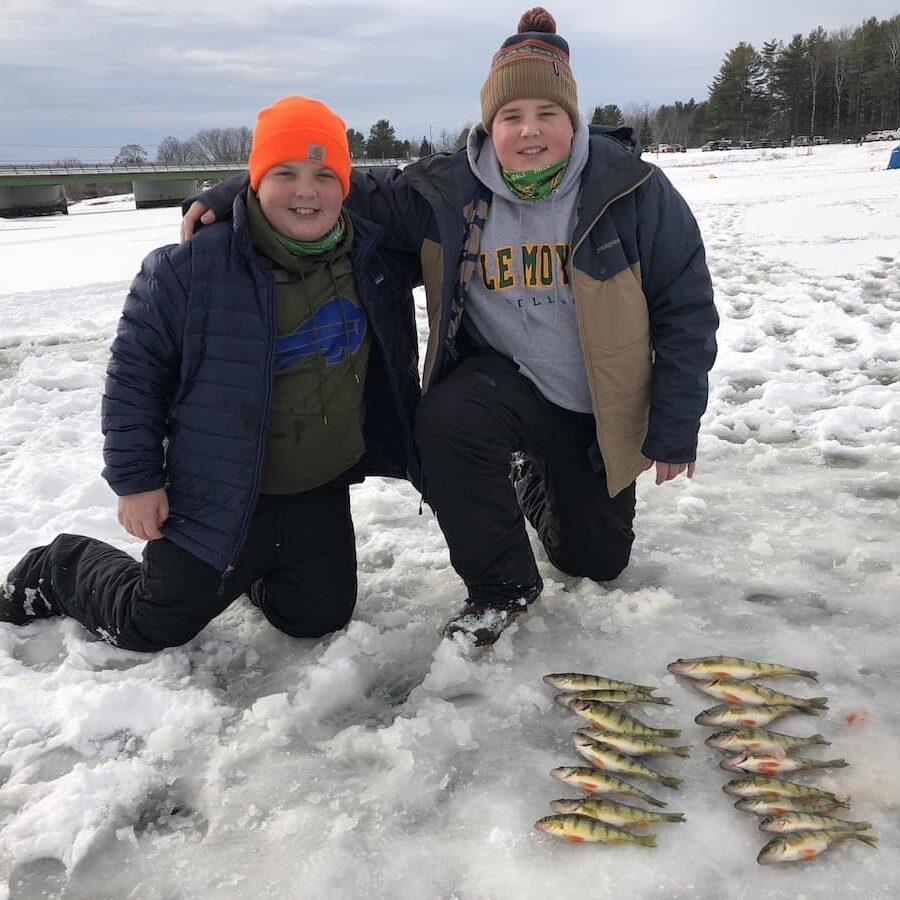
[443, 598, 531, 648]
[0, 583, 34, 626]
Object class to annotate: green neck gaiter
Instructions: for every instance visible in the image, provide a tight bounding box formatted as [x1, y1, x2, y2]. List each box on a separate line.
[274, 214, 346, 256]
[501, 153, 570, 200]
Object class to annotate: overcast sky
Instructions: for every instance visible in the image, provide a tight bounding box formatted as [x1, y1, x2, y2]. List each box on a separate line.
[3, 0, 898, 163]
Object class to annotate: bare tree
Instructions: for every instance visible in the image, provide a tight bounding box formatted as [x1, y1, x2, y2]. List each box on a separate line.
[831, 28, 851, 134]
[113, 144, 149, 165]
[191, 127, 253, 164]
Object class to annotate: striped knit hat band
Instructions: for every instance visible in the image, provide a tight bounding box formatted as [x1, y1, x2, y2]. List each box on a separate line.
[480, 8, 579, 132]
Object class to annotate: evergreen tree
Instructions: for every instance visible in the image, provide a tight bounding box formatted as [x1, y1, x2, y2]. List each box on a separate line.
[639, 115, 653, 147]
[346, 128, 366, 159]
[418, 136, 433, 157]
[366, 120, 397, 159]
[707, 42, 767, 139]
[591, 104, 624, 126]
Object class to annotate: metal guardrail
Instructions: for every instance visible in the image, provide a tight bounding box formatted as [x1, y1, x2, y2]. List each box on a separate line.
[0, 159, 410, 187]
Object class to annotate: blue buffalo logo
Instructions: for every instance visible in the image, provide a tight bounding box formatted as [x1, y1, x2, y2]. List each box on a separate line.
[274, 296, 366, 371]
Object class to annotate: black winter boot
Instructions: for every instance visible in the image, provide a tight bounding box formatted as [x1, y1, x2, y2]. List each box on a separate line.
[443, 596, 535, 647]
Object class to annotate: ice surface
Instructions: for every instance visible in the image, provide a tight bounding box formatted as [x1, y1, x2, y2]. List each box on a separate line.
[1, 143, 898, 897]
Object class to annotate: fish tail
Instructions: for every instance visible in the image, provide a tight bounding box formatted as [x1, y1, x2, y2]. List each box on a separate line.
[797, 706, 821, 716]
[660, 812, 687, 823]
[656, 728, 682, 738]
[640, 791, 667, 808]
[853, 833, 879, 848]
[801, 697, 829, 710]
[850, 821, 873, 831]
[817, 758, 849, 769]
[671, 745, 692, 758]
[794, 668, 819, 682]
[647, 696, 672, 706]
[807, 733, 830, 745]
[632, 833, 657, 847]
[636, 685, 658, 694]
[658, 775, 683, 789]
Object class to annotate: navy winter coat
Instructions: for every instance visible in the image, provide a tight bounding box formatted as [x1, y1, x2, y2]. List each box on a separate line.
[102, 195, 420, 572]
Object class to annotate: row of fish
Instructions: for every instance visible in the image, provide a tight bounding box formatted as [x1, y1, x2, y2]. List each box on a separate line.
[669, 655, 878, 864]
[535, 672, 687, 847]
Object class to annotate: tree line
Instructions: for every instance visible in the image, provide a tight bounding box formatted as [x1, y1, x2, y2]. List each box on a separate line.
[591, 14, 900, 146]
[59, 9, 899, 188]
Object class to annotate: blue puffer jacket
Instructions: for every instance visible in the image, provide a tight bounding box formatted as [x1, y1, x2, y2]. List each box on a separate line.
[102, 194, 420, 572]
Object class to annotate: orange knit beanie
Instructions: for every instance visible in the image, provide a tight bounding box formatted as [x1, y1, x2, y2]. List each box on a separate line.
[248, 96, 351, 196]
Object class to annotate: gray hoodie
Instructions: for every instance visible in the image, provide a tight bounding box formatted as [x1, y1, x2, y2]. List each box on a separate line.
[464, 121, 591, 413]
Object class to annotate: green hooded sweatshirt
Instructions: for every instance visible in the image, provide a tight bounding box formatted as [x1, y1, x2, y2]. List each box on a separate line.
[246, 190, 370, 493]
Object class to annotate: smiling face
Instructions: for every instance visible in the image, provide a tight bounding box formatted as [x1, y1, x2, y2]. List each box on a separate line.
[491, 98, 574, 171]
[255, 159, 344, 241]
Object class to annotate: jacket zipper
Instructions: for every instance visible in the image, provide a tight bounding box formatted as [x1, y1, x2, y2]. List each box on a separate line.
[570, 169, 654, 486]
[221, 263, 275, 588]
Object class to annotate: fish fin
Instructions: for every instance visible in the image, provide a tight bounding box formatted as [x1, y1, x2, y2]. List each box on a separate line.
[819, 758, 849, 769]
[797, 669, 819, 682]
[648, 696, 672, 706]
[644, 794, 667, 808]
[636, 685, 658, 694]
[659, 775, 682, 789]
[802, 697, 829, 710]
[672, 746, 692, 758]
[808, 733, 829, 745]
[851, 821, 873, 831]
[796, 706, 821, 716]
[661, 812, 687, 823]
[853, 833, 879, 848]
[656, 728, 682, 738]
[634, 833, 657, 847]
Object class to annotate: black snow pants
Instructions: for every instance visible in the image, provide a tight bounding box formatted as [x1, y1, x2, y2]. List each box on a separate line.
[414, 349, 636, 605]
[4, 485, 356, 652]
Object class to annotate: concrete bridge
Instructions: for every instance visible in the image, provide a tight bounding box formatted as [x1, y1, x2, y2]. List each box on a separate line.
[0, 160, 409, 217]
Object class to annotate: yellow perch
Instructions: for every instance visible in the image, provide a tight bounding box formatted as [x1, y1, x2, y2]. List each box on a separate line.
[535, 814, 656, 846]
[543, 673, 657, 694]
[757, 830, 877, 864]
[723, 775, 849, 805]
[667, 656, 818, 682]
[705, 728, 829, 755]
[550, 766, 668, 807]
[735, 796, 848, 816]
[691, 678, 827, 709]
[577, 728, 691, 758]
[759, 813, 872, 833]
[572, 734, 682, 788]
[720, 753, 848, 775]
[568, 699, 682, 738]
[695, 703, 818, 728]
[550, 797, 685, 827]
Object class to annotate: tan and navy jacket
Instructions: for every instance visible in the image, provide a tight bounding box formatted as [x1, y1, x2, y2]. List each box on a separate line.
[355, 125, 718, 496]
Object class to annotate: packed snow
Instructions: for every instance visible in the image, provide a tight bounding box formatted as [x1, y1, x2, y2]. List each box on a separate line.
[1, 141, 899, 898]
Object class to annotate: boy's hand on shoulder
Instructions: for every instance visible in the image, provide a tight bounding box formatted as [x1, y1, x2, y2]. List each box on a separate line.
[180, 202, 217, 242]
[641, 457, 695, 486]
[118, 489, 169, 540]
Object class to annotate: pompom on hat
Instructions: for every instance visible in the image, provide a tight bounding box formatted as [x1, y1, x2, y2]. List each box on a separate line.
[480, 7, 579, 132]
[248, 96, 351, 196]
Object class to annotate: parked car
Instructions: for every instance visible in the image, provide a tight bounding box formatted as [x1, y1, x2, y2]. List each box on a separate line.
[864, 129, 900, 142]
[813, 135, 829, 145]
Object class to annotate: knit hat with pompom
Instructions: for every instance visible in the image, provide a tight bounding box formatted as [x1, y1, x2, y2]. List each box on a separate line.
[479, 7, 579, 132]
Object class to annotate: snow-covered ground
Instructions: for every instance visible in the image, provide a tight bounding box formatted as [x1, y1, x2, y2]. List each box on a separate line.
[1, 141, 898, 898]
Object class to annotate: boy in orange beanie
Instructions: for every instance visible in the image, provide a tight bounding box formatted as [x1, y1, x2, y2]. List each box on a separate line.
[181, 8, 717, 650]
[1, 97, 420, 653]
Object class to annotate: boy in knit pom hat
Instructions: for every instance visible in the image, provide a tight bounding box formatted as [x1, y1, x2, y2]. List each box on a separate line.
[181, 8, 718, 649]
[0, 96, 420, 652]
